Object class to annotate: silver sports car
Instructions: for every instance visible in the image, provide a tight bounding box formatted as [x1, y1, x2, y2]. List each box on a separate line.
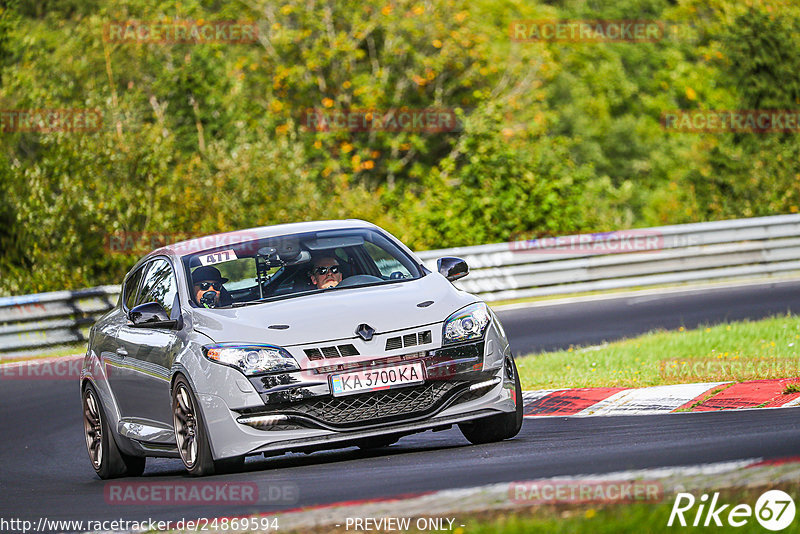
[81, 220, 522, 477]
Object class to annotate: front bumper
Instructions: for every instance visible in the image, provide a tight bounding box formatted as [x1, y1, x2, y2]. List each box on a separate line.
[199, 340, 516, 459]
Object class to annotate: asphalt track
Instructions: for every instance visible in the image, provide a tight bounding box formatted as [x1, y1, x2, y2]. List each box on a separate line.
[1, 280, 799, 530]
[501, 279, 800, 354]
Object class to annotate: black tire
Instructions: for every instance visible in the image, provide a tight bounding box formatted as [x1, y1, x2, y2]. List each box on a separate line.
[172, 376, 216, 476]
[82, 383, 146, 479]
[356, 435, 401, 450]
[459, 356, 523, 445]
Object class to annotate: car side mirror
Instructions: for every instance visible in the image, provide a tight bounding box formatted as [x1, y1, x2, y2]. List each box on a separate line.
[437, 257, 469, 282]
[128, 302, 178, 329]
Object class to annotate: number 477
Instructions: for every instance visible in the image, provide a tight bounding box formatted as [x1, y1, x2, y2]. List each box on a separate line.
[206, 251, 230, 264]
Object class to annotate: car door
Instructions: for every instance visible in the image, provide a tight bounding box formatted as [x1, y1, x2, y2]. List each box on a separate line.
[103, 264, 146, 420]
[114, 257, 183, 427]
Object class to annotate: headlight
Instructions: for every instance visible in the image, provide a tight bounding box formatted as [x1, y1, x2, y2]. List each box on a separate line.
[443, 302, 491, 345]
[203, 344, 300, 376]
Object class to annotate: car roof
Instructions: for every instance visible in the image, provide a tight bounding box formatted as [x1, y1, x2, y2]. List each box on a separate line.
[146, 219, 379, 261]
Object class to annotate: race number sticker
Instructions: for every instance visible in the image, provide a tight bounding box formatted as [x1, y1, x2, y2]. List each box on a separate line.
[198, 249, 239, 266]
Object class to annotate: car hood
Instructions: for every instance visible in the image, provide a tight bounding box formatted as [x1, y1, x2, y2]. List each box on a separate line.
[190, 273, 477, 347]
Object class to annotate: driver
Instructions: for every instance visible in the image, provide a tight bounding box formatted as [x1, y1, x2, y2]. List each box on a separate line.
[309, 255, 342, 289]
[191, 266, 229, 308]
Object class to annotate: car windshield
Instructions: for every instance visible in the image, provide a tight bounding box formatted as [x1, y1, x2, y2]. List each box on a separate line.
[181, 228, 422, 308]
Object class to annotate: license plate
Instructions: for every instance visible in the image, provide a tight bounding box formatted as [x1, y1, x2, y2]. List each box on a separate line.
[329, 362, 425, 397]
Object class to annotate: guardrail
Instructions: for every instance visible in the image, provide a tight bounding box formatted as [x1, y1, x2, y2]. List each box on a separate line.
[0, 286, 120, 354]
[2, 214, 800, 354]
[417, 213, 800, 301]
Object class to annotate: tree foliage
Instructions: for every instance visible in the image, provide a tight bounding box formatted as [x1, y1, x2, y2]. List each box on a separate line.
[0, 0, 798, 294]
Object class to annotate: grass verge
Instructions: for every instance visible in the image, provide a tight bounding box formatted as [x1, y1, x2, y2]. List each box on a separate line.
[516, 314, 800, 390]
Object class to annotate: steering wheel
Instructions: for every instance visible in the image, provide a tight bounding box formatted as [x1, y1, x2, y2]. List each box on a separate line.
[336, 274, 383, 288]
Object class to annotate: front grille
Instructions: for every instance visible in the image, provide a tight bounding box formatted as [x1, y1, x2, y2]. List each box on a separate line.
[385, 330, 432, 351]
[275, 381, 462, 427]
[321, 346, 340, 358]
[386, 337, 402, 350]
[311, 351, 426, 374]
[304, 343, 361, 360]
[338, 344, 359, 356]
[304, 348, 323, 360]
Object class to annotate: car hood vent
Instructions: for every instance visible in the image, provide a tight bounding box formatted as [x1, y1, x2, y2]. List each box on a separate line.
[304, 344, 360, 360]
[385, 330, 431, 351]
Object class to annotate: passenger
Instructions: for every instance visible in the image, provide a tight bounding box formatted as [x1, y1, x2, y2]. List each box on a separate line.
[309, 256, 342, 289]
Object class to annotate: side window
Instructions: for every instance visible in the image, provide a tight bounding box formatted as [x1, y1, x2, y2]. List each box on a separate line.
[137, 259, 179, 316]
[364, 242, 412, 279]
[123, 267, 144, 310]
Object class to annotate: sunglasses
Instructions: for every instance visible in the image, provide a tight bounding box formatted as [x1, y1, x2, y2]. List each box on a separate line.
[313, 265, 340, 275]
[196, 281, 222, 291]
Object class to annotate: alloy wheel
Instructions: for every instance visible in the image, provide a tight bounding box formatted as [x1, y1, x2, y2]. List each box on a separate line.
[83, 389, 103, 469]
[173, 384, 198, 468]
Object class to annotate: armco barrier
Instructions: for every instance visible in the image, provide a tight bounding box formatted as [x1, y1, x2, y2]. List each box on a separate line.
[417, 214, 800, 300]
[2, 215, 800, 353]
[0, 286, 120, 353]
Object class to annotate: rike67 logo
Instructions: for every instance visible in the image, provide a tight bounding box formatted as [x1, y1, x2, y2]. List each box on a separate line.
[668, 490, 795, 531]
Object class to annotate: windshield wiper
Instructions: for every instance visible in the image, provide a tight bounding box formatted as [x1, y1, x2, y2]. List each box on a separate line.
[229, 301, 257, 308]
